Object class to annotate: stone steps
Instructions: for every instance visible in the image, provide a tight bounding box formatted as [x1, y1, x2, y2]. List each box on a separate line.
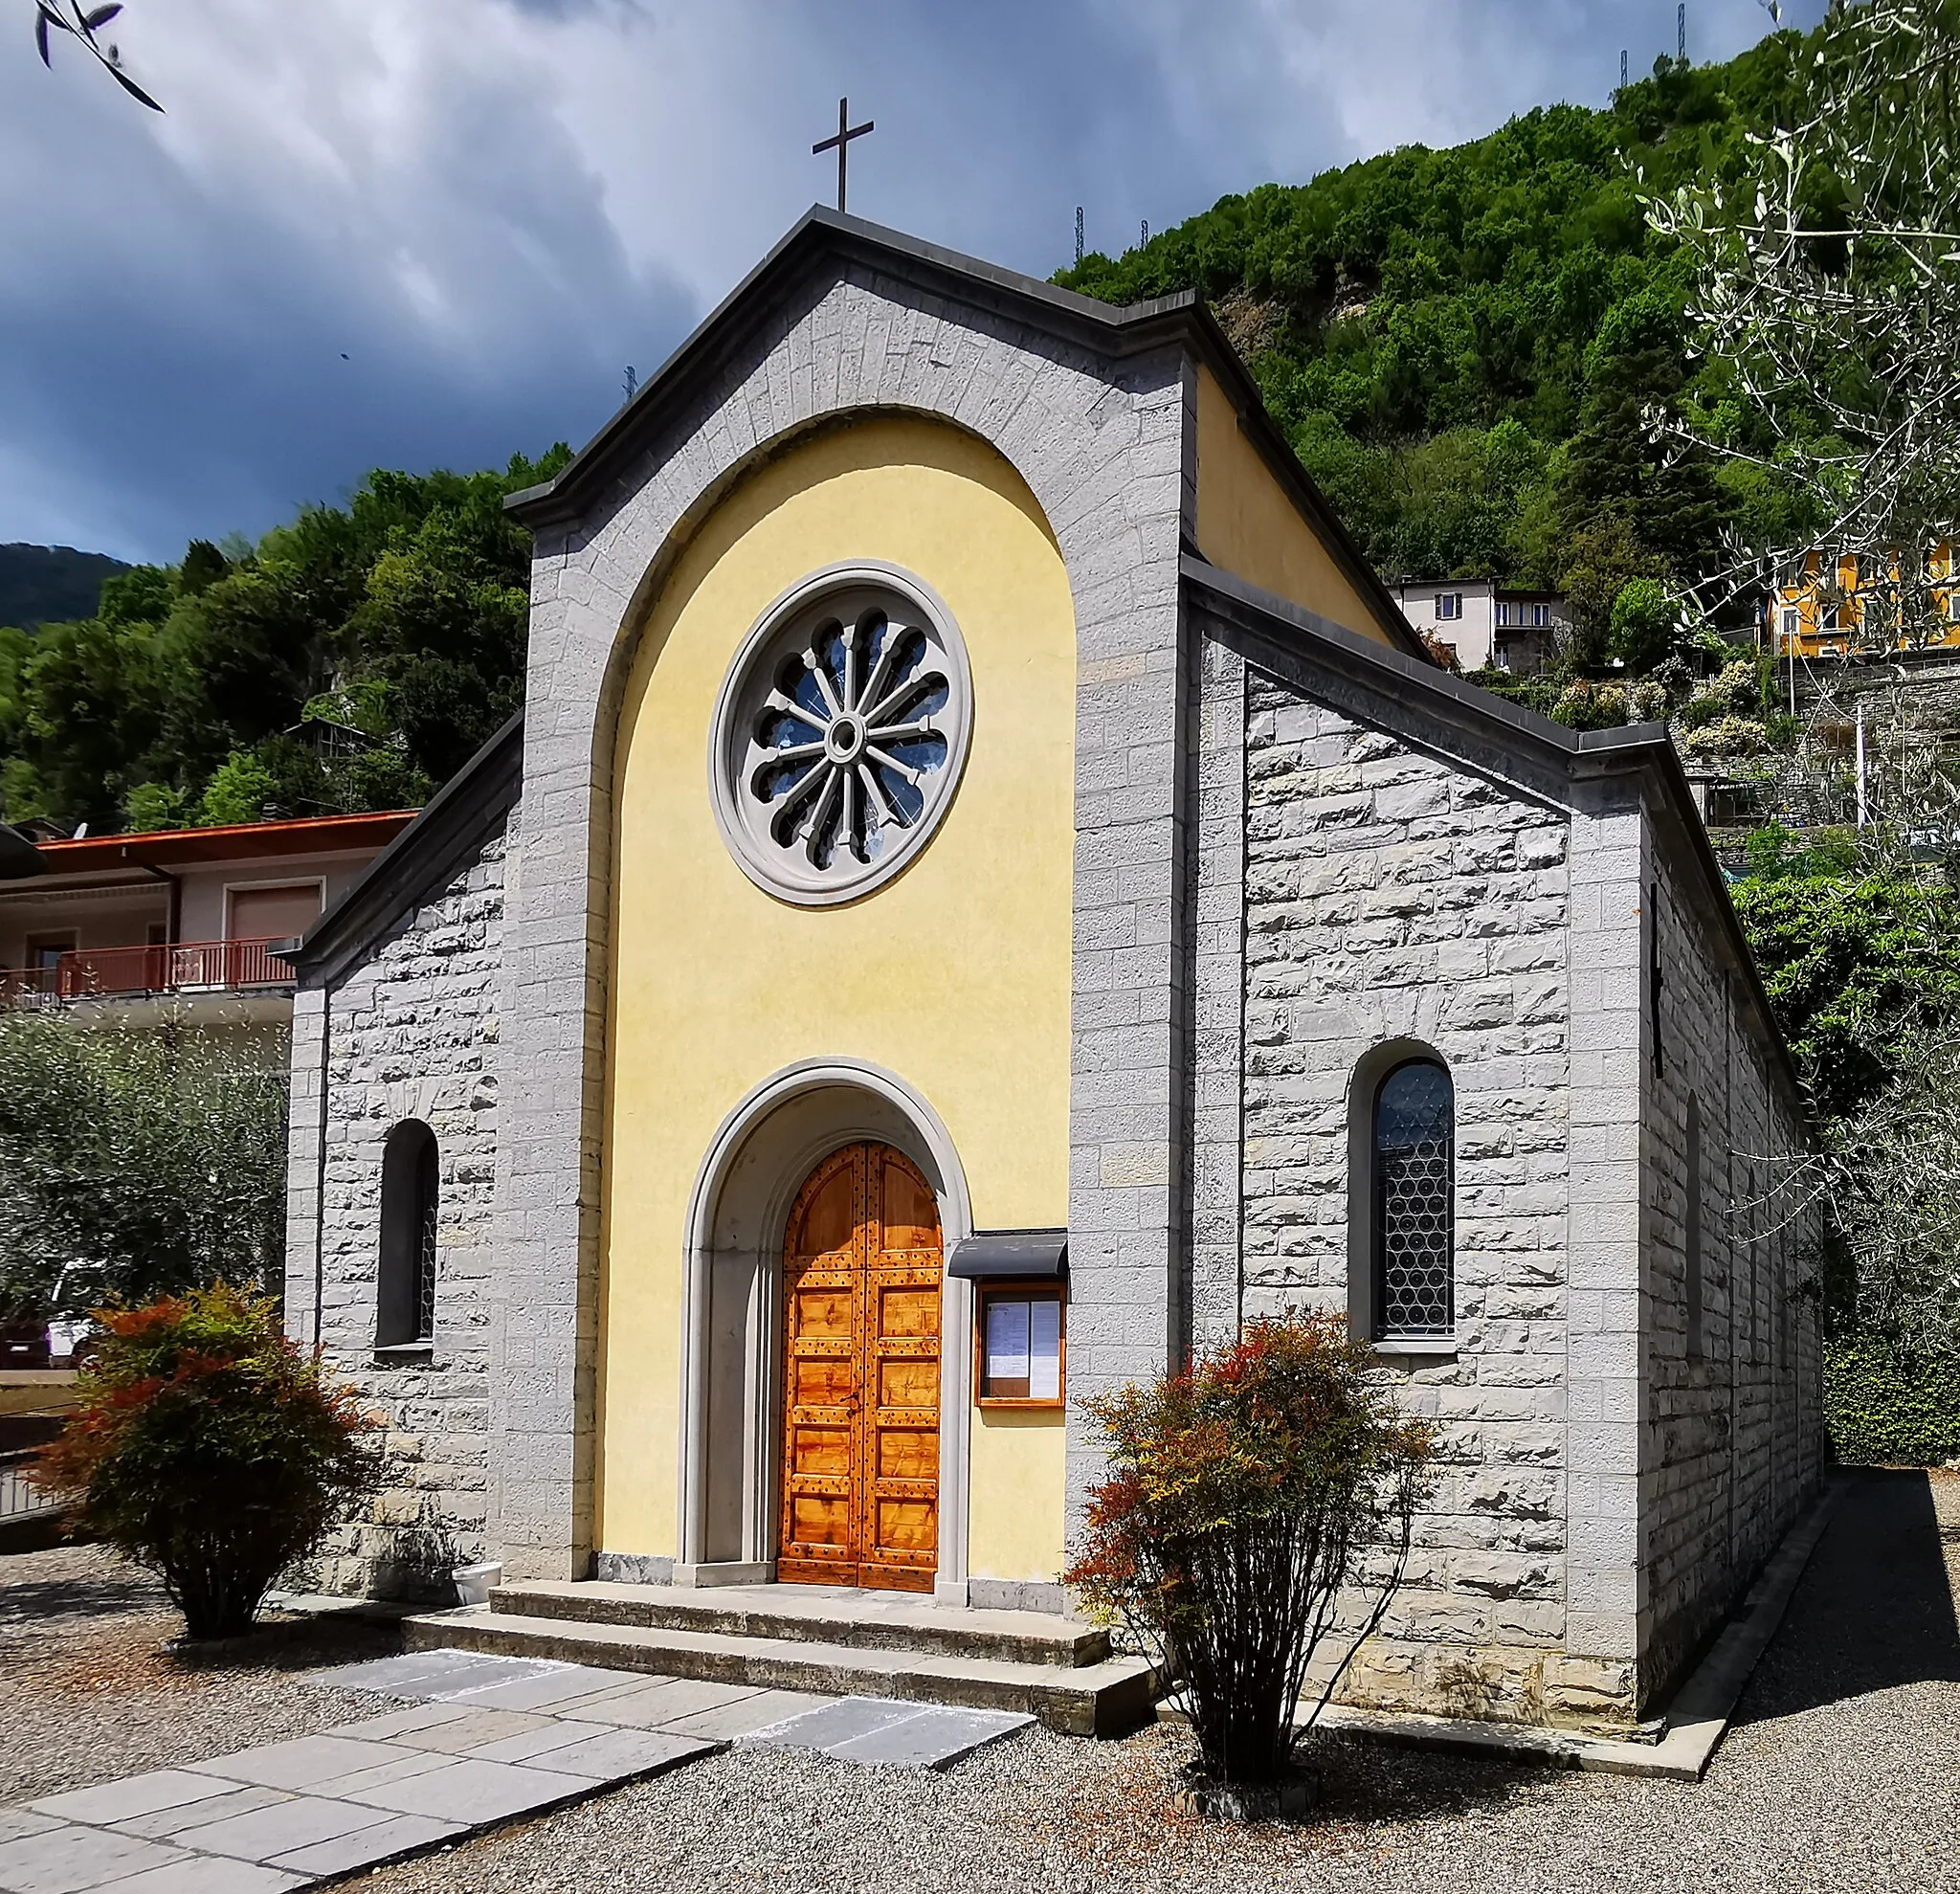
[401, 1608, 1156, 1737]
[488, 1579, 1109, 1668]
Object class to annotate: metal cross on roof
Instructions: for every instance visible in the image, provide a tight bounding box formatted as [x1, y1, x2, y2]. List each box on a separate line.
[813, 97, 873, 214]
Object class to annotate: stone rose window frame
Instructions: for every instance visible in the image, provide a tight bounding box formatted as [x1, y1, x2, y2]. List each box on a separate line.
[708, 561, 973, 907]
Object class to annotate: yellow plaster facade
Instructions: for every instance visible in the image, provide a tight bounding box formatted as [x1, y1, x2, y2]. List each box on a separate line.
[599, 413, 1073, 1582]
[1769, 544, 1960, 658]
[1192, 365, 1393, 645]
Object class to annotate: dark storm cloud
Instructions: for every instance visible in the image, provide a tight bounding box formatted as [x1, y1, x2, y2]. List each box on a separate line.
[0, 0, 1824, 564]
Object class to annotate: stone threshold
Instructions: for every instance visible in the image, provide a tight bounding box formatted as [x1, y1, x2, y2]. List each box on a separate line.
[1281, 1478, 1845, 1782]
[488, 1577, 1110, 1666]
[403, 1606, 1159, 1737]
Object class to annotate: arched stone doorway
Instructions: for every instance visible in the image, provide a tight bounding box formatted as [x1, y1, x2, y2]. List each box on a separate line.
[675, 1058, 973, 1600]
[779, 1142, 943, 1592]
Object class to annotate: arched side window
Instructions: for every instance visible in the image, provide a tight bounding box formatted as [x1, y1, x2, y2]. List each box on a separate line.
[1685, 1091, 1704, 1360]
[1372, 1059, 1455, 1341]
[377, 1120, 438, 1348]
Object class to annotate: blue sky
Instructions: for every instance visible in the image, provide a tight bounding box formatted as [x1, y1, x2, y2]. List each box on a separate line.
[3, 0, 1824, 565]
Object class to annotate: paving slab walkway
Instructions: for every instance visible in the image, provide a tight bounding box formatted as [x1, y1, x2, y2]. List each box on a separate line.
[0, 1650, 1032, 1894]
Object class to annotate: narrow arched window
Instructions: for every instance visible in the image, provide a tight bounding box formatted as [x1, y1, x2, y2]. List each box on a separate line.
[1685, 1092, 1704, 1360]
[1373, 1059, 1454, 1340]
[378, 1120, 438, 1348]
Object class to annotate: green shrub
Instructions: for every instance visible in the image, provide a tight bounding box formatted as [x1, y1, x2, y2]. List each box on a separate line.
[33, 1285, 382, 1638]
[1824, 1339, 1960, 1466]
[0, 1012, 288, 1319]
[1609, 578, 1679, 672]
[1063, 1314, 1434, 1790]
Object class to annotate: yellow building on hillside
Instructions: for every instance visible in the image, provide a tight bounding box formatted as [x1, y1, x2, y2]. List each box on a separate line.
[1769, 544, 1960, 659]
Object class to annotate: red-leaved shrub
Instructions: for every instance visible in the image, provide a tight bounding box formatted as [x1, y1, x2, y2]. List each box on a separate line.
[33, 1284, 381, 1639]
[1064, 1313, 1434, 1788]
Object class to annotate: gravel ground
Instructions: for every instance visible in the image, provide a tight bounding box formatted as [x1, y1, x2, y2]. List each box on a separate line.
[0, 1543, 406, 1804]
[3, 1470, 1954, 1892]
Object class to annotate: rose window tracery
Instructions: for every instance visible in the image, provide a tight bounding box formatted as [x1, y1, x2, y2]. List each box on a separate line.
[710, 565, 972, 904]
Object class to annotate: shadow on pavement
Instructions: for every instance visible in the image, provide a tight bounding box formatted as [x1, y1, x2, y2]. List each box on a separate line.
[1734, 1468, 1960, 1727]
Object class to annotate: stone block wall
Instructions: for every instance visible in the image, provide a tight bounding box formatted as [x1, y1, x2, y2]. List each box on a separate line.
[1218, 659, 1603, 1726]
[1637, 833, 1823, 1700]
[288, 826, 507, 1596]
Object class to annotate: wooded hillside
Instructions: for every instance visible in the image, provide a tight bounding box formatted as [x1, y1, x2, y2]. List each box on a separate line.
[0, 453, 566, 835]
[1058, 29, 1825, 626]
[0, 22, 1834, 835]
[0, 545, 128, 634]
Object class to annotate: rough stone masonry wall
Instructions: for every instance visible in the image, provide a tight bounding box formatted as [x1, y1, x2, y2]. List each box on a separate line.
[294, 828, 506, 1597]
[1638, 833, 1823, 1702]
[1226, 666, 1626, 1727]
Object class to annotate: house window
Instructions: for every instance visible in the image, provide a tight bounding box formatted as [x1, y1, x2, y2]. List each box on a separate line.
[1496, 601, 1513, 628]
[1820, 601, 1839, 632]
[1780, 607, 1800, 641]
[1531, 603, 1551, 629]
[24, 931, 75, 972]
[1434, 593, 1463, 622]
[976, 1285, 1064, 1406]
[1372, 1059, 1455, 1340]
[377, 1120, 438, 1348]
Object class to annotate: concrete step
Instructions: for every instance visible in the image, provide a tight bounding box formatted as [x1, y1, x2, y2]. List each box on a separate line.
[489, 1579, 1110, 1668]
[401, 1608, 1157, 1738]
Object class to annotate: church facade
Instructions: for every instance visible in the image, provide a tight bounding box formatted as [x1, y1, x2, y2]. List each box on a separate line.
[283, 212, 1822, 1731]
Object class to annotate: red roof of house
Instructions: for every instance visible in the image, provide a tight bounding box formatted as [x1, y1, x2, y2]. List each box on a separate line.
[29, 812, 417, 874]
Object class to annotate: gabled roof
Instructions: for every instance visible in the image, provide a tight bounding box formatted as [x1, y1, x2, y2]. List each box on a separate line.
[284, 713, 523, 990]
[505, 207, 1428, 663]
[1182, 556, 1807, 1115]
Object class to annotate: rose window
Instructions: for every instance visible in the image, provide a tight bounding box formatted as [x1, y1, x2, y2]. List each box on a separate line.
[710, 564, 972, 904]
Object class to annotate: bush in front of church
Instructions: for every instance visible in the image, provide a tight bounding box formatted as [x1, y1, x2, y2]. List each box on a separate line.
[1064, 1312, 1435, 1801]
[32, 1284, 382, 1640]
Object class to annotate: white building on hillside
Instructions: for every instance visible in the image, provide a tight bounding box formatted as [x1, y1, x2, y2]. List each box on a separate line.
[1392, 578, 1570, 675]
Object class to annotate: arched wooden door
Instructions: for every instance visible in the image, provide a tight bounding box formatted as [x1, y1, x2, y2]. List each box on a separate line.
[779, 1141, 942, 1592]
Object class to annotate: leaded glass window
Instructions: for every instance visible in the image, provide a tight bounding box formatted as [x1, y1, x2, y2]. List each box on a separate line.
[709, 563, 973, 906]
[1373, 1060, 1454, 1340]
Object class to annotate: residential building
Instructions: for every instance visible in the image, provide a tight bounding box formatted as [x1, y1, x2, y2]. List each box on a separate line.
[283, 211, 1821, 1737]
[1390, 577, 1570, 674]
[0, 812, 413, 1062]
[1768, 544, 1960, 660]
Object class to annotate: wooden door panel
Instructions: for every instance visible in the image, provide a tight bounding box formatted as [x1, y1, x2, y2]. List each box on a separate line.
[874, 1358, 938, 1409]
[790, 1421, 854, 1479]
[873, 1283, 939, 1336]
[796, 1161, 859, 1259]
[874, 1423, 938, 1481]
[779, 1141, 943, 1592]
[879, 1153, 940, 1254]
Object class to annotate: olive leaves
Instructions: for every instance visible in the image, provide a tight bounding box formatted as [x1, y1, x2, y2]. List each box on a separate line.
[33, 1, 163, 113]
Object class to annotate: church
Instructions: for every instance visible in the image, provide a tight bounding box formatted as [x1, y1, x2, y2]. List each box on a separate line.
[282, 209, 1823, 1733]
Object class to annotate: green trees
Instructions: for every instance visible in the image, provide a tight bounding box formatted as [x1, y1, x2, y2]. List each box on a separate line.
[0, 448, 568, 833]
[1058, 32, 1818, 611]
[0, 1013, 289, 1321]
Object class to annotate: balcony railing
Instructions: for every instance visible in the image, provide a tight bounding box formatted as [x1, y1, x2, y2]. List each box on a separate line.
[0, 938, 297, 1009]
